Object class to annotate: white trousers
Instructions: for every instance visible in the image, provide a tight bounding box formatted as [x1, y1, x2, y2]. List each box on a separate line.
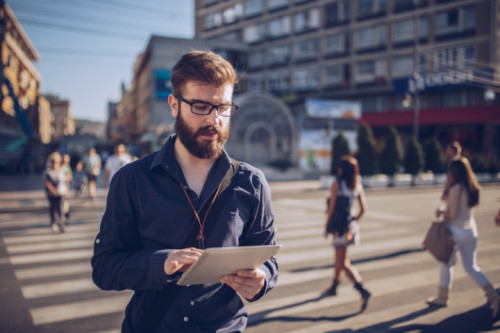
[439, 225, 489, 288]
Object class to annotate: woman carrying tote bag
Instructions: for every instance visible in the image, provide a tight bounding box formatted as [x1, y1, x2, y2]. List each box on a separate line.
[427, 157, 499, 318]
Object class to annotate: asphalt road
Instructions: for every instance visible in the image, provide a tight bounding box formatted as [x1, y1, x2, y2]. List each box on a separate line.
[0, 179, 499, 332]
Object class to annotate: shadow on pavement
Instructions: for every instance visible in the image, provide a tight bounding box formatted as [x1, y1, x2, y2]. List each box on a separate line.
[323, 305, 500, 333]
[291, 248, 426, 273]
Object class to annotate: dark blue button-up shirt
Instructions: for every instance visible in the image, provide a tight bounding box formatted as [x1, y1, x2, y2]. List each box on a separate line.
[91, 135, 278, 333]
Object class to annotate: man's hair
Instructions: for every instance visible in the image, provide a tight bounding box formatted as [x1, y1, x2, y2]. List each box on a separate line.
[171, 50, 238, 96]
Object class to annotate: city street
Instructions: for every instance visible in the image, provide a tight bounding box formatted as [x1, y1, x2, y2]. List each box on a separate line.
[0, 177, 499, 332]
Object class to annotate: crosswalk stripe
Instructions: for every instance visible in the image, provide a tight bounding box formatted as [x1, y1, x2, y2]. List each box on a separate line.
[22, 278, 95, 299]
[6, 239, 93, 254]
[3, 230, 97, 245]
[15, 262, 91, 280]
[30, 293, 131, 325]
[9, 249, 93, 265]
[284, 288, 485, 333]
[247, 265, 499, 322]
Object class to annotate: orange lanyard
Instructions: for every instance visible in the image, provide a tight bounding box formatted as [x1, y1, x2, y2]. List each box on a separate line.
[179, 182, 222, 249]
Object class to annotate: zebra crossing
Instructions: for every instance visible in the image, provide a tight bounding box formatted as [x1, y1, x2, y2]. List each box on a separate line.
[0, 185, 499, 332]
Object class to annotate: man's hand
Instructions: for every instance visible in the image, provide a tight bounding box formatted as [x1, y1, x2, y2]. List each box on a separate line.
[221, 268, 265, 300]
[164, 248, 204, 275]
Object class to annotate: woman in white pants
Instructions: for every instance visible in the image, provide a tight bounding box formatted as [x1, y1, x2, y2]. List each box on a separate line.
[427, 157, 499, 318]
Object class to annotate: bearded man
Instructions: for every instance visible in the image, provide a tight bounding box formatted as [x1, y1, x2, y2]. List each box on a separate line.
[91, 50, 278, 333]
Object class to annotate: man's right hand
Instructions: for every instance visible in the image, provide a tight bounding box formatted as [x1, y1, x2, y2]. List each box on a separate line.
[164, 247, 204, 275]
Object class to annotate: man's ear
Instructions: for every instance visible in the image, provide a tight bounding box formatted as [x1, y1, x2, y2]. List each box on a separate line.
[168, 94, 179, 118]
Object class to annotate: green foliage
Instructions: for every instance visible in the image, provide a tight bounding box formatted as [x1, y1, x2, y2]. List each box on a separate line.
[403, 136, 424, 175]
[330, 131, 350, 176]
[423, 137, 445, 174]
[379, 126, 402, 176]
[356, 122, 377, 176]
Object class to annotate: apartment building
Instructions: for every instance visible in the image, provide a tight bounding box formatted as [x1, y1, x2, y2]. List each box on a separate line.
[195, 0, 500, 158]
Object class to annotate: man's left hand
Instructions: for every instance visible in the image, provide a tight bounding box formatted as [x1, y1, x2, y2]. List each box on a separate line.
[221, 268, 265, 300]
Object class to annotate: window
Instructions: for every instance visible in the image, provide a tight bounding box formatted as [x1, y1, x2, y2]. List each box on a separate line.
[463, 6, 475, 30]
[323, 33, 348, 56]
[294, 67, 318, 90]
[203, 0, 217, 6]
[223, 4, 243, 24]
[268, 72, 290, 91]
[323, 64, 343, 86]
[436, 6, 475, 37]
[294, 8, 319, 33]
[393, 19, 413, 43]
[294, 39, 318, 62]
[436, 9, 459, 35]
[268, 0, 289, 11]
[245, 0, 265, 17]
[269, 45, 290, 66]
[204, 12, 222, 30]
[419, 16, 428, 38]
[355, 59, 387, 83]
[325, 1, 350, 27]
[357, 0, 387, 19]
[392, 55, 414, 77]
[243, 23, 266, 43]
[434, 46, 476, 71]
[355, 24, 387, 51]
[248, 51, 265, 69]
[269, 16, 291, 38]
[248, 77, 265, 91]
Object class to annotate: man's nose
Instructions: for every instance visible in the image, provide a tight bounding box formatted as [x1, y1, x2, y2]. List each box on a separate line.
[206, 107, 221, 123]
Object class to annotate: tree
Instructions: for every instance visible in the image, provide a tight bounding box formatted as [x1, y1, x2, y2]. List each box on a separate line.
[330, 131, 350, 176]
[356, 122, 377, 176]
[423, 137, 445, 175]
[379, 126, 402, 185]
[404, 136, 424, 186]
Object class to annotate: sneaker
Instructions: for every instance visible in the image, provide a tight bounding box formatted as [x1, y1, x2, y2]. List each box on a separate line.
[51, 224, 59, 232]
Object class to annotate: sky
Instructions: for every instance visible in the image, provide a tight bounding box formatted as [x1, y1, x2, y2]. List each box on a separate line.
[7, 0, 194, 122]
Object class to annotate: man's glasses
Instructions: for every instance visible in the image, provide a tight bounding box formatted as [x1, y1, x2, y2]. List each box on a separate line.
[176, 95, 238, 117]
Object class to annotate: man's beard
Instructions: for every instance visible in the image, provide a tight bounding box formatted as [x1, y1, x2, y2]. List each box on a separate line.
[175, 111, 230, 159]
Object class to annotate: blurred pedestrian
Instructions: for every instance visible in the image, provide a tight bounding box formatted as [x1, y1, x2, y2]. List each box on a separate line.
[45, 147, 62, 171]
[102, 143, 132, 189]
[495, 208, 500, 227]
[427, 157, 499, 318]
[441, 141, 462, 200]
[73, 160, 86, 199]
[323, 155, 371, 310]
[61, 154, 73, 219]
[44, 155, 67, 233]
[82, 147, 101, 199]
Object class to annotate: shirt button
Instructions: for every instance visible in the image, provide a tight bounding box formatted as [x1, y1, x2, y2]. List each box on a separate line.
[184, 316, 189, 322]
[95, 238, 100, 244]
[190, 301, 194, 306]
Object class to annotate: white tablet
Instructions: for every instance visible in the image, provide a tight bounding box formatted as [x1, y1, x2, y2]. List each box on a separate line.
[176, 245, 281, 286]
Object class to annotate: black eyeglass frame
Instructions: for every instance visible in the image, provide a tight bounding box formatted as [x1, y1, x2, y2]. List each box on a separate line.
[176, 95, 238, 117]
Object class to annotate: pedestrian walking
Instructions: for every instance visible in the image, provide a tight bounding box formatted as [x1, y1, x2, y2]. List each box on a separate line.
[323, 155, 371, 310]
[427, 157, 500, 318]
[102, 143, 132, 189]
[441, 141, 462, 201]
[81, 147, 101, 199]
[43, 155, 67, 233]
[61, 154, 72, 219]
[91, 50, 278, 333]
[73, 160, 87, 199]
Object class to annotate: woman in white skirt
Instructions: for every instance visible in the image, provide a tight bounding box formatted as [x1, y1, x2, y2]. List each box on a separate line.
[323, 156, 371, 310]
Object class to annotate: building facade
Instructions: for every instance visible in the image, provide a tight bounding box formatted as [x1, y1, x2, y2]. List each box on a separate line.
[195, 0, 500, 158]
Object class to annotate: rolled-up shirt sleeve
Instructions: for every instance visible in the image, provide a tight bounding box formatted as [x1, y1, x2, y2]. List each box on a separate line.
[91, 166, 172, 291]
